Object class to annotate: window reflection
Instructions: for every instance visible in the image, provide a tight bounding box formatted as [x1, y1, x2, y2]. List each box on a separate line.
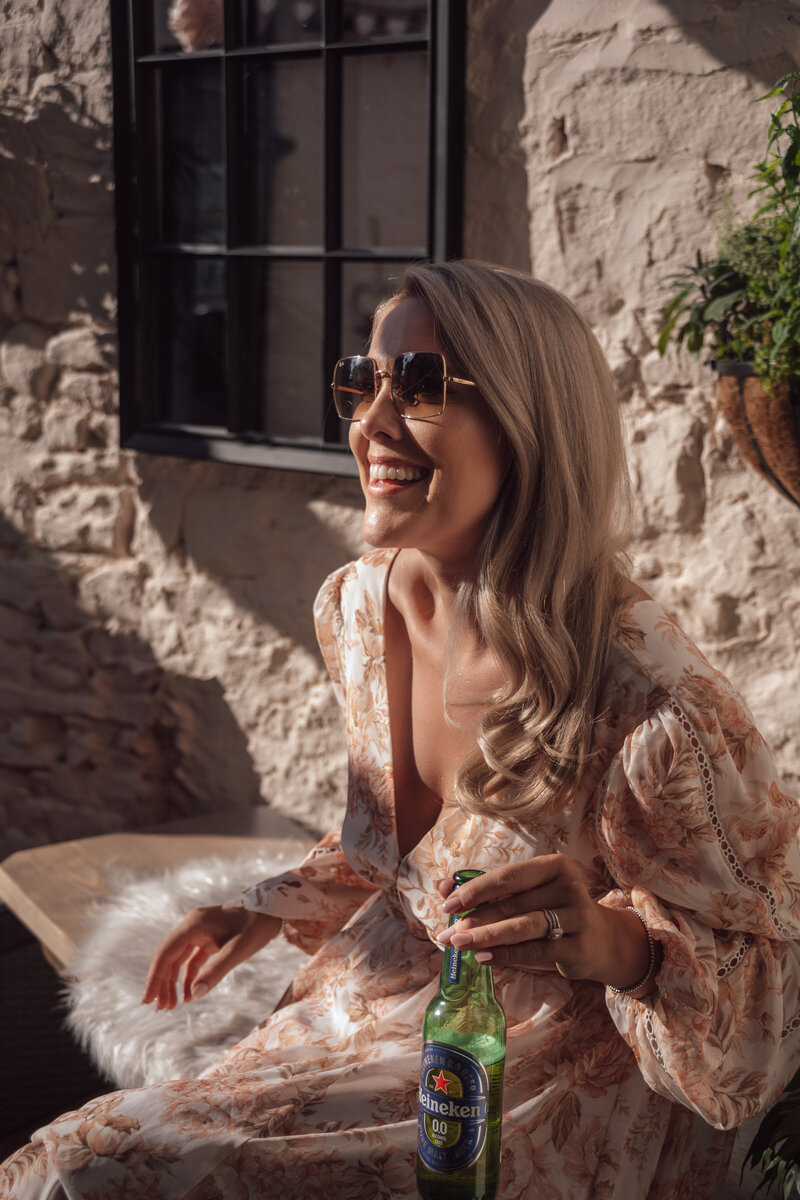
[236, 59, 322, 246]
[238, 261, 324, 439]
[152, 0, 224, 53]
[146, 257, 227, 427]
[342, 0, 427, 39]
[155, 61, 225, 245]
[342, 52, 427, 248]
[237, 0, 321, 46]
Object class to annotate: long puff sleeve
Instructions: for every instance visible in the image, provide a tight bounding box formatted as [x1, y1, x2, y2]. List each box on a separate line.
[223, 565, 379, 954]
[596, 683, 800, 1130]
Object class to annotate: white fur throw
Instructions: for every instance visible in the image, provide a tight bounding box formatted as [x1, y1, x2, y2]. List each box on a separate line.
[64, 849, 308, 1090]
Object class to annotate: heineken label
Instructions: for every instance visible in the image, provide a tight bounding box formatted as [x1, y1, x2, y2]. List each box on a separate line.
[417, 1041, 488, 1173]
[447, 946, 462, 984]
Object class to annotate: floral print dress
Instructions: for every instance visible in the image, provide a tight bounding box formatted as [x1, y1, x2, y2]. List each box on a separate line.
[3, 548, 800, 1200]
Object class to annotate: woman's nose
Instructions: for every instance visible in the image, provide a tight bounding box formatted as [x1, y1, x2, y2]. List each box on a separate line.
[357, 375, 404, 440]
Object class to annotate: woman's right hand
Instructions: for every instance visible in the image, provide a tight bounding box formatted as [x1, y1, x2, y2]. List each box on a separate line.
[141, 906, 282, 1011]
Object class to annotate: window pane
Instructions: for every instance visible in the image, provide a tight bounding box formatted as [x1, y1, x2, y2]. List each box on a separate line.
[340, 260, 407, 356]
[235, 59, 323, 247]
[341, 52, 428, 249]
[238, 261, 323, 439]
[150, 0, 223, 53]
[236, 0, 321, 45]
[342, 0, 427, 40]
[143, 256, 227, 427]
[152, 62, 225, 245]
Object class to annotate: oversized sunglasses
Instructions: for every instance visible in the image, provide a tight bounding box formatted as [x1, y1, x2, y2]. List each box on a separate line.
[331, 352, 477, 422]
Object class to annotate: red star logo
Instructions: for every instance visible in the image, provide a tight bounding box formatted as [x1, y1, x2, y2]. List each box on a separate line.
[431, 1071, 450, 1094]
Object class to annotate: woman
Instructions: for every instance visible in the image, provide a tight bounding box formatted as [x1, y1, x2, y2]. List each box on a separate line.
[3, 260, 799, 1199]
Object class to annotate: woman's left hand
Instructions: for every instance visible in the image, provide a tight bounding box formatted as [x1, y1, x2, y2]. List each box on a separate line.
[435, 855, 659, 994]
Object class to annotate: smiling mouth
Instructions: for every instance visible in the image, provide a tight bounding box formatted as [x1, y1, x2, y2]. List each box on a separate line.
[368, 463, 428, 483]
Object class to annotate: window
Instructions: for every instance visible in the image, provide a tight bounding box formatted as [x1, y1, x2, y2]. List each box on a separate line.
[110, 0, 466, 475]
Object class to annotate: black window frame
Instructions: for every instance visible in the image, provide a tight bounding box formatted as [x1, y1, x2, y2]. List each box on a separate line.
[109, 0, 466, 476]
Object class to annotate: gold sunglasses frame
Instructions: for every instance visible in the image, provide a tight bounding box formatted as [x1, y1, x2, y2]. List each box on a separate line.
[330, 352, 477, 422]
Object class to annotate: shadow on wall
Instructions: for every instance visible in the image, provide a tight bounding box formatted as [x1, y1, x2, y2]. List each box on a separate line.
[462, 0, 800, 277]
[658, 0, 800, 88]
[135, 452, 367, 655]
[0, 97, 115, 327]
[0, 511, 261, 859]
[464, 0, 547, 272]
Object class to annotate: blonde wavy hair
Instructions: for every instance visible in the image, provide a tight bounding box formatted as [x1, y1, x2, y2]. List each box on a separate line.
[388, 260, 632, 821]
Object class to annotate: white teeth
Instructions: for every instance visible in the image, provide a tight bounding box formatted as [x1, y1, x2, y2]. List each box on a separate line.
[370, 463, 425, 482]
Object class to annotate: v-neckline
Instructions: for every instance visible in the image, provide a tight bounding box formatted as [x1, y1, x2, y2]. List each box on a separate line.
[377, 548, 407, 866]
[376, 549, 455, 868]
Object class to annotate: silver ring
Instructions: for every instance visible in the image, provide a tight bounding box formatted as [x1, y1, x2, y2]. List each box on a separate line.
[544, 908, 564, 941]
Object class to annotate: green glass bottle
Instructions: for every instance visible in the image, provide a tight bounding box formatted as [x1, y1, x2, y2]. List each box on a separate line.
[417, 869, 506, 1200]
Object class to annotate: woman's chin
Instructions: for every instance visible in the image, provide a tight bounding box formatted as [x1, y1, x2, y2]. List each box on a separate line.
[361, 526, 403, 550]
[361, 512, 413, 550]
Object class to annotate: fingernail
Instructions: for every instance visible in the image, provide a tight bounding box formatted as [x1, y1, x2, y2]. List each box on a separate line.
[475, 951, 493, 963]
[449, 931, 473, 948]
[442, 896, 460, 912]
[192, 982, 209, 999]
[435, 928, 450, 943]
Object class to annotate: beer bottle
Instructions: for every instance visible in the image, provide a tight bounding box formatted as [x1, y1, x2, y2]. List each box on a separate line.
[417, 869, 506, 1200]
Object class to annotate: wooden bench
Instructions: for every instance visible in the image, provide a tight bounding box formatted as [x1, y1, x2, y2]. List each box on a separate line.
[0, 807, 316, 975]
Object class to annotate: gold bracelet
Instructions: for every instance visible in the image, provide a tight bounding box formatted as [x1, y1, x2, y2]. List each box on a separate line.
[608, 906, 657, 996]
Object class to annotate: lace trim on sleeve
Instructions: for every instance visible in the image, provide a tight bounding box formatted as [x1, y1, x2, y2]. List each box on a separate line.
[782, 1012, 800, 1040]
[643, 1007, 670, 1074]
[716, 932, 752, 979]
[668, 700, 795, 941]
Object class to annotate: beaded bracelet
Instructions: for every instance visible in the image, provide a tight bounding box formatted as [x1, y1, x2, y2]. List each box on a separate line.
[608, 906, 657, 996]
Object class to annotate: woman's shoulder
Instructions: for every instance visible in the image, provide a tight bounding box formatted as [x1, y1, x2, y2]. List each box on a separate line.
[613, 582, 714, 686]
[607, 581, 764, 756]
[313, 549, 398, 625]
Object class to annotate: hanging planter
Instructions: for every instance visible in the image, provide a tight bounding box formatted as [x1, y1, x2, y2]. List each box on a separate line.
[659, 73, 800, 511]
[716, 361, 800, 507]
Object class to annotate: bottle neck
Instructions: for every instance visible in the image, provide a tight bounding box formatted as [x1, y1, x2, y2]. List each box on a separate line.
[438, 913, 496, 1002]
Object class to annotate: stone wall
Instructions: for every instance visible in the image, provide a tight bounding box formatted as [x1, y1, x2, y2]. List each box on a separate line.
[0, 0, 797, 858]
[518, 0, 800, 790]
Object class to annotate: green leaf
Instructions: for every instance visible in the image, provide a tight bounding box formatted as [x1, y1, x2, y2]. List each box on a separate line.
[783, 143, 800, 188]
[704, 290, 746, 320]
[661, 284, 695, 323]
[772, 320, 788, 347]
[758, 73, 800, 102]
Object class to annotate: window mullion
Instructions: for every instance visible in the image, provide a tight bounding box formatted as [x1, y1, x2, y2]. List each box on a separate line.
[431, 0, 465, 259]
[322, 16, 344, 445]
[223, 39, 244, 435]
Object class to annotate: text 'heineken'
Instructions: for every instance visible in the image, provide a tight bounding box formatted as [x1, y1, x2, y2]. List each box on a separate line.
[417, 869, 506, 1200]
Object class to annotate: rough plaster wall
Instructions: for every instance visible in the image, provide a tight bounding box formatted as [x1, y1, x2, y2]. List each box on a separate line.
[517, 0, 800, 791]
[1, 0, 798, 859]
[464, 0, 532, 271]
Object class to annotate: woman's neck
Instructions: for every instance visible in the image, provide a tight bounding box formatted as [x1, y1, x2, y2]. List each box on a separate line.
[392, 548, 474, 629]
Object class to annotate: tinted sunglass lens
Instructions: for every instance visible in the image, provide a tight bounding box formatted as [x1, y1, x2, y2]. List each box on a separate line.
[392, 353, 445, 417]
[334, 357, 375, 419]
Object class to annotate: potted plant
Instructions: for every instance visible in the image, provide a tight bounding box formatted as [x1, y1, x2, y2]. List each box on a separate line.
[658, 73, 800, 507]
